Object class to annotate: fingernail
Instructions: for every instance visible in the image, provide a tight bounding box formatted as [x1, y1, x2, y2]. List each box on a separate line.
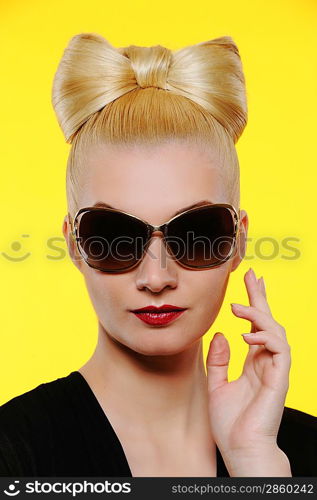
[241, 333, 253, 337]
[258, 276, 266, 294]
[213, 332, 224, 339]
[231, 303, 244, 309]
[213, 332, 225, 351]
[249, 267, 256, 278]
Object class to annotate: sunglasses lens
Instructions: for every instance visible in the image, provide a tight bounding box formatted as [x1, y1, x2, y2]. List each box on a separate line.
[165, 206, 236, 268]
[76, 209, 148, 272]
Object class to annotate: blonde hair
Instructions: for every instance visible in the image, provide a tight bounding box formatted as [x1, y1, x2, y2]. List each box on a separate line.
[51, 33, 248, 217]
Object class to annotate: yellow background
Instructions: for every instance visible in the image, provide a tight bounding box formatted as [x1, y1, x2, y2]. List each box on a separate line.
[0, 0, 316, 416]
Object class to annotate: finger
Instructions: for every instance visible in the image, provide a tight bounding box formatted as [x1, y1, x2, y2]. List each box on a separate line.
[244, 268, 272, 317]
[259, 276, 267, 300]
[231, 303, 284, 337]
[244, 268, 260, 335]
[206, 332, 230, 393]
[241, 331, 291, 374]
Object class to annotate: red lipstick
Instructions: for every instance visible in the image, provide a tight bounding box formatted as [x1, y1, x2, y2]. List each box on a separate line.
[130, 304, 187, 326]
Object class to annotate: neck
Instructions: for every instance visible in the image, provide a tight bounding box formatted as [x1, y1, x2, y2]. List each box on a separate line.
[79, 322, 213, 447]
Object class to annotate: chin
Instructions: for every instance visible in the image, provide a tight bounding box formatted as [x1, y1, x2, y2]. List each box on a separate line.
[120, 331, 196, 357]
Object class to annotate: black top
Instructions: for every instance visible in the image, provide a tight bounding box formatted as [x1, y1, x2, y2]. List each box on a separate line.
[0, 371, 316, 477]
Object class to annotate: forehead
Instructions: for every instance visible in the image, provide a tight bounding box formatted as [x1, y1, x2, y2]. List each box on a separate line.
[78, 140, 229, 221]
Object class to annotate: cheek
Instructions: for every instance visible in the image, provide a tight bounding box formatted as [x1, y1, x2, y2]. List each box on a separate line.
[82, 270, 125, 319]
[187, 268, 230, 325]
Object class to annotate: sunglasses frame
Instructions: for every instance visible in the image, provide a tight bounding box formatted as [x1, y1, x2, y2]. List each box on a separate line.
[68, 202, 241, 273]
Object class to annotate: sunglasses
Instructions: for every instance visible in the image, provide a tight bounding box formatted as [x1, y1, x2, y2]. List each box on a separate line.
[68, 203, 240, 273]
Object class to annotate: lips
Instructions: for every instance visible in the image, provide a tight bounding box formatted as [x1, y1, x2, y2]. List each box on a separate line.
[130, 304, 187, 326]
[132, 304, 186, 313]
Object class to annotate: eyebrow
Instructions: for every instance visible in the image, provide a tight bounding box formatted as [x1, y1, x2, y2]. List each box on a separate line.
[92, 200, 214, 218]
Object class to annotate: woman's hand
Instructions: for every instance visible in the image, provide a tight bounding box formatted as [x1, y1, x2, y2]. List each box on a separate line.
[206, 267, 292, 476]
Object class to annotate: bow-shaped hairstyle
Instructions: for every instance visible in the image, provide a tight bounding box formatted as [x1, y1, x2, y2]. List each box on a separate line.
[51, 33, 248, 216]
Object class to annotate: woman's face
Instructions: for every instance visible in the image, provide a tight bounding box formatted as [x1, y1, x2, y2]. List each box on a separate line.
[64, 140, 247, 355]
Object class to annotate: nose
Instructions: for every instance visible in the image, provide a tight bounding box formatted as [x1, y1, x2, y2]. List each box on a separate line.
[135, 231, 178, 292]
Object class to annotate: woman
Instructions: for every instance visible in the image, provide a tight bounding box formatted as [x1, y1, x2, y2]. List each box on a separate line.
[0, 32, 316, 477]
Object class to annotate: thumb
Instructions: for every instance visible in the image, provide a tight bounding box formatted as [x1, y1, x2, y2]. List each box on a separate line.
[206, 332, 230, 393]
